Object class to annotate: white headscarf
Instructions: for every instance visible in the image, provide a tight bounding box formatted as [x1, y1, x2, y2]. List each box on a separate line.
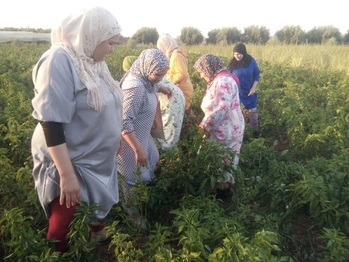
[51, 6, 123, 111]
[157, 34, 179, 59]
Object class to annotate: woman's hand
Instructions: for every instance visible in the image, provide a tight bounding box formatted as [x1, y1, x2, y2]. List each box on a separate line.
[248, 86, 256, 96]
[159, 85, 172, 98]
[248, 81, 258, 96]
[47, 143, 81, 208]
[116, 139, 123, 155]
[135, 146, 147, 166]
[60, 172, 80, 208]
[121, 131, 148, 167]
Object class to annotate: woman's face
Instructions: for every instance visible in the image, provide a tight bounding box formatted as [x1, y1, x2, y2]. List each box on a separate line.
[233, 52, 244, 61]
[93, 34, 120, 62]
[148, 67, 169, 84]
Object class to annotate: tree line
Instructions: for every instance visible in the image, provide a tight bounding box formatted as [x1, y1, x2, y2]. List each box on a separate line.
[131, 25, 349, 45]
[1, 25, 348, 45]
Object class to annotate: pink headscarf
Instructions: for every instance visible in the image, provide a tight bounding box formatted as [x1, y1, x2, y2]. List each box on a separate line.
[157, 34, 179, 59]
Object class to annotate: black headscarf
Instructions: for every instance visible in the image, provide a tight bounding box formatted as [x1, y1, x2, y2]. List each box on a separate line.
[227, 43, 253, 70]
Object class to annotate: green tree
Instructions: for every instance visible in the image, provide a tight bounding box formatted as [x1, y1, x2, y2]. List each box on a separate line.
[275, 25, 306, 44]
[132, 27, 159, 44]
[217, 27, 242, 44]
[180, 27, 204, 45]
[206, 29, 220, 44]
[242, 25, 269, 44]
[321, 26, 342, 44]
[306, 27, 323, 44]
[306, 26, 342, 44]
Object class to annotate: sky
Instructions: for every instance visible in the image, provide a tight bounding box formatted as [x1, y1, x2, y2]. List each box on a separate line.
[0, 0, 348, 38]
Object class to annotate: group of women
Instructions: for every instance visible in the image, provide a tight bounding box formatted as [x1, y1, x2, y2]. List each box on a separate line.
[30, 6, 260, 252]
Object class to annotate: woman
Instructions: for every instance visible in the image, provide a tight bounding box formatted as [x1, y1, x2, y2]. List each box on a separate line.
[227, 43, 261, 137]
[122, 55, 185, 151]
[194, 54, 245, 190]
[157, 34, 195, 117]
[117, 49, 170, 227]
[31, 7, 123, 252]
[156, 76, 185, 150]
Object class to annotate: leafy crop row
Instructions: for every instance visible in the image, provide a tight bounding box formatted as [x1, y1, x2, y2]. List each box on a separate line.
[0, 42, 348, 261]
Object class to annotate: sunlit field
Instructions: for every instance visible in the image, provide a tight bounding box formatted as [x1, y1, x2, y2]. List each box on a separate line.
[184, 44, 349, 74]
[1, 42, 348, 261]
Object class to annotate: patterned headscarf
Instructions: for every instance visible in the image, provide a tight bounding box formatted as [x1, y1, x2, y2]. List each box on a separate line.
[193, 54, 226, 81]
[157, 34, 179, 59]
[51, 6, 123, 111]
[122, 49, 169, 92]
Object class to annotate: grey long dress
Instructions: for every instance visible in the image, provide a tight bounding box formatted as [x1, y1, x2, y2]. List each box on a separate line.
[31, 47, 122, 219]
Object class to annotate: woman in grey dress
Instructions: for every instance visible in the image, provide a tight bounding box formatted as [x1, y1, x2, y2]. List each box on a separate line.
[117, 49, 170, 227]
[31, 7, 123, 252]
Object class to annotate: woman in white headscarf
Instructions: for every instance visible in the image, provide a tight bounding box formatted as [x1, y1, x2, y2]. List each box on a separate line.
[31, 6, 123, 252]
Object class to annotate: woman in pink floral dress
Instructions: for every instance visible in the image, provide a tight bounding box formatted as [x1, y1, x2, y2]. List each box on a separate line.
[194, 54, 245, 190]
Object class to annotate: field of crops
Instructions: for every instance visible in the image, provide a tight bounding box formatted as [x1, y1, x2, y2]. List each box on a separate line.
[0, 42, 348, 261]
[0, 31, 50, 43]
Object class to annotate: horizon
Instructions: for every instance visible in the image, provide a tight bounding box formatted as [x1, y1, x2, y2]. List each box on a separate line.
[0, 24, 347, 39]
[0, 0, 347, 38]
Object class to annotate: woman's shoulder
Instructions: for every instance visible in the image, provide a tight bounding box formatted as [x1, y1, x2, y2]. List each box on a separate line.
[40, 46, 68, 59]
[250, 56, 259, 65]
[34, 47, 73, 75]
[214, 71, 238, 85]
[172, 48, 187, 59]
[38, 47, 72, 68]
[250, 57, 260, 71]
[121, 75, 149, 92]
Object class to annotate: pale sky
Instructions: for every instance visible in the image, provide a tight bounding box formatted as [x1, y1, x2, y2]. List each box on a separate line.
[0, 0, 347, 37]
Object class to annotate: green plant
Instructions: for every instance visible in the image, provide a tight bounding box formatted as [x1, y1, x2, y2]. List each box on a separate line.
[0, 208, 59, 261]
[320, 228, 349, 262]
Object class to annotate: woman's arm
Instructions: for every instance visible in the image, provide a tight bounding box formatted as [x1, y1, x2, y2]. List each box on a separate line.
[249, 58, 261, 96]
[48, 144, 80, 208]
[122, 132, 147, 166]
[40, 121, 80, 208]
[248, 80, 259, 96]
[158, 85, 172, 98]
[120, 87, 148, 166]
[200, 78, 231, 132]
